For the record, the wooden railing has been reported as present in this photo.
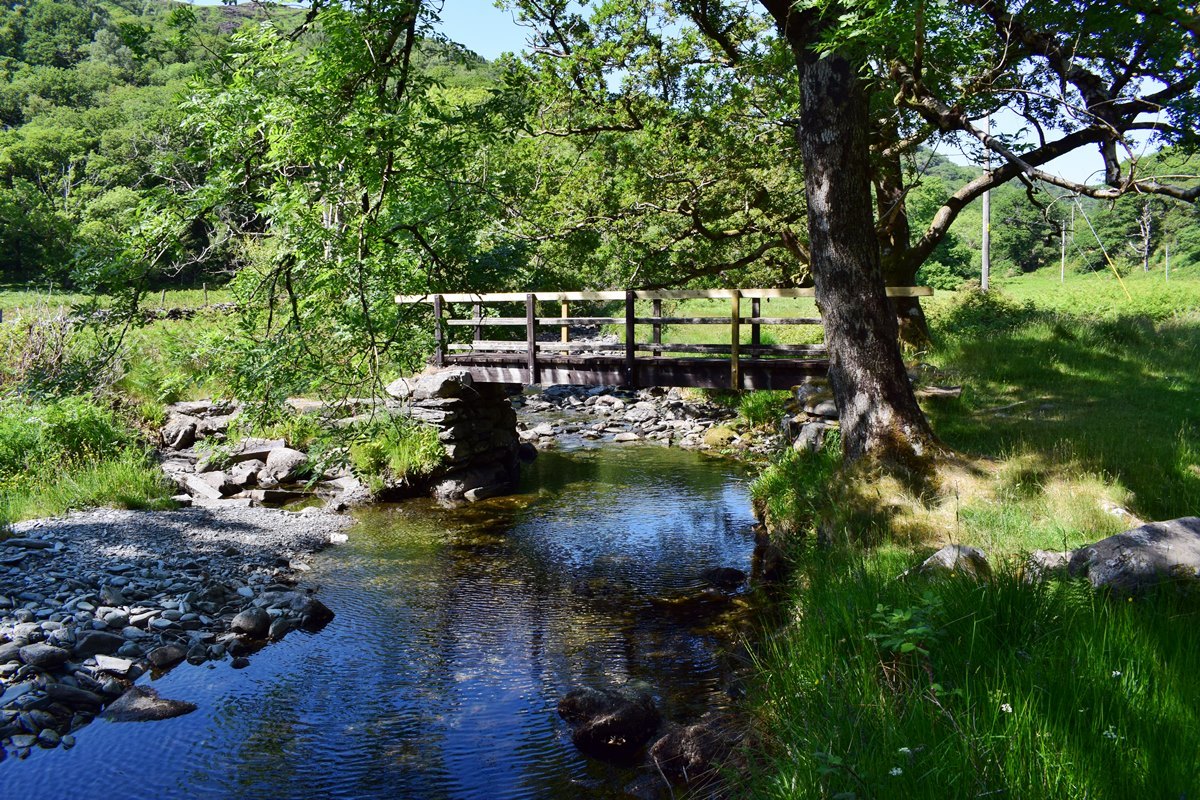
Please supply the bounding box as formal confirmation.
[395,287,931,389]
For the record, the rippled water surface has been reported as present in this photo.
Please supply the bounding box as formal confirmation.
[2,445,760,799]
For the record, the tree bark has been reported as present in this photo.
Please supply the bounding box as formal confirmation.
[764,2,938,466]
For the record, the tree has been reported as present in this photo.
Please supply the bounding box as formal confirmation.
[509,0,1200,468]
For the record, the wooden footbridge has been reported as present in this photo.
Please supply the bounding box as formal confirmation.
[395,288,931,390]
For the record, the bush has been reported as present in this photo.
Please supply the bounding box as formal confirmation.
[750,433,841,535]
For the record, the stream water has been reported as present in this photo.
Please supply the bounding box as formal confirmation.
[1,444,762,799]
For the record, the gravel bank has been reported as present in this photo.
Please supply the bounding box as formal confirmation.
[0,506,350,759]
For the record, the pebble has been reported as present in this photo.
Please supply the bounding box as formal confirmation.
[1,506,348,751]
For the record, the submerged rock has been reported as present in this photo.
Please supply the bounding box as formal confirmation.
[558,685,661,759]
[648,715,734,785]
[103,685,196,722]
[1069,517,1200,594]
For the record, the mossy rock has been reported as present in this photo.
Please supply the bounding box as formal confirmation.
[703,426,738,448]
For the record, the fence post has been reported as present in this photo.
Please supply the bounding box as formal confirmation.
[473,302,483,344]
[651,298,662,357]
[561,298,570,344]
[432,294,445,367]
[730,289,741,390]
[526,293,539,384]
[624,290,637,388]
[751,297,761,350]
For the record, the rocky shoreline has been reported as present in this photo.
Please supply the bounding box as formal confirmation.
[0,376,790,762]
[0,506,348,759]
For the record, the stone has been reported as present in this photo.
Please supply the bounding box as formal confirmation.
[413,368,474,401]
[613,432,640,442]
[10,734,36,748]
[103,685,197,722]
[793,421,828,453]
[94,655,134,675]
[18,643,70,669]
[0,641,20,664]
[161,416,198,450]
[147,644,187,670]
[231,656,250,669]
[228,438,287,464]
[1,538,53,550]
[262,448,309,484]
[384,377,415,400]
[182,474,224,500]
[557,685,660,758]
[648,717,733,785]
[73,630,126,657]
[230,607,271,638]
[1024,549,1073,582]
[37,728,60,747]
[700,567,747,592]
[293,597,335,631]
[1068,517,1200,595]
[912,544,992,580]
[267,617,293,641]
[44,683,104,709]
[702,427,737,448]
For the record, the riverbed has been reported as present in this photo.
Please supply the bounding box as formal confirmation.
[0,444,761,799]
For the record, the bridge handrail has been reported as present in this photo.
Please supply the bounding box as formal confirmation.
[395,287,931,303]
[395,287,931,389]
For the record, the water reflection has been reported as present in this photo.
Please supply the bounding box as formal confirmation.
[2,445,758,799]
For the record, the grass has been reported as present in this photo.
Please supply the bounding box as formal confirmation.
[349,418,445,495]
[0,395,175,525]
[746,550,1200,799]
[743,266,1200,799]
[0,286,235,318]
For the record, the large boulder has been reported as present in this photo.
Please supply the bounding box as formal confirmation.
[18,642,70,669]
[1069,517,1200,594]
[558,685,661,759]
[261,448,309,485]
[413,369,474,401]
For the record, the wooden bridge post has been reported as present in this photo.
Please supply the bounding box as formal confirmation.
[651,299,662,357]
[432,294,445,367]
[473,302,483,344]
[624,290,637,388]
[525,293,539,384]
[751,297,761,348]
[561,299,570,344]
[730,289,741,390]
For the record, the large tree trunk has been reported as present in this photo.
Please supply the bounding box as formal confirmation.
[766,4,938,466]
[873,142,932,349]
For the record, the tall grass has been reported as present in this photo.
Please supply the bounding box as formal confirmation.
[349,418,445,494]
[746,551,1200,799]
[0,396,173,525]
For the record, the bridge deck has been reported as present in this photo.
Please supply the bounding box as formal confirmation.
[397,288,930,390]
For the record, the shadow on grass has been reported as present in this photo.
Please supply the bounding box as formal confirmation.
[925,296,1200,520]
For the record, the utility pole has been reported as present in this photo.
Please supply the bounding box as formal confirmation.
[1060,220,1067,285]
[981,114,991,292]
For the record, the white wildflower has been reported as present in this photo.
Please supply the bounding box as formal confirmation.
[897,747,912,756]
[1000,702,1013,713]
[890,767,903,776]
[1111,670,1121,678]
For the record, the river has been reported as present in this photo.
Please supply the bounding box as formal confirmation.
[1,444,761,799]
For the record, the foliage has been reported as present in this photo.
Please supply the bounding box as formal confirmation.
[349,418,444,494]
[738,390,792,428]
